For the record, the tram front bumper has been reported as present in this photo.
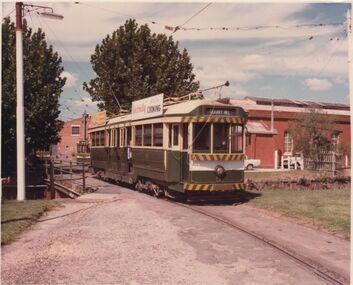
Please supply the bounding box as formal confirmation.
[183,183,246,191]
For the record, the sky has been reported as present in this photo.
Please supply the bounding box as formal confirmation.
[2,2,351,120]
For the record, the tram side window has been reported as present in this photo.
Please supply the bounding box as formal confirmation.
[182,123,188,150]
[107,130,111,146]
[115,128,120,147]
[231,125,243,153]
[91,133,95,147]
[173,125,179,146]
[127,127,132,146]
[193,123,210,153]
[153,123,163,147]
[213,123,229,153]
[144,125,152,146]
[135,126,142,146]
[168,125,172,148]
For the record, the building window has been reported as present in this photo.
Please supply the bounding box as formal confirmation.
[332,132,339,151]
[284,131,293,153]
[72,125,80,136]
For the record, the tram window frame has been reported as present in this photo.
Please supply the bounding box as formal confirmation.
[231,124,243,153]
[213,123,230,153]
[135,125,143,146]
[144,124,152,146]
[153,123,163,147]
[193,123,211,153]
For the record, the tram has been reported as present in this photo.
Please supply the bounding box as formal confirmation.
[88,92,248,200]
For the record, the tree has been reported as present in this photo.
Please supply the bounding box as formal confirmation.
[1,18,66,176]
[83,19,199,114]
[288,108,336,169]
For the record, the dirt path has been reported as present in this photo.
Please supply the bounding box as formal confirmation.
[1,179,345,285]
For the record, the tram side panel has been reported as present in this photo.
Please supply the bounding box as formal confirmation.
[132,148,165,182]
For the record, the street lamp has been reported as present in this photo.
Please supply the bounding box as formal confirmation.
[15,2,63,200]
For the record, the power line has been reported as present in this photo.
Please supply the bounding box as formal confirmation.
[172,2,212,34]
[168,22,344,33]
[2,7,15,19]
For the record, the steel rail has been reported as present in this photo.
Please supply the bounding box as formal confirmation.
[167,200,346,285]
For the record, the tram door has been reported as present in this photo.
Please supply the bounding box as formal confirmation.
[170,124,182,182]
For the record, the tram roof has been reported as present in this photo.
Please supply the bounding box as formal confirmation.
[106,99,240,125]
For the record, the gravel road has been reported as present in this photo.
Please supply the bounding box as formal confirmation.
[2,179,337,285]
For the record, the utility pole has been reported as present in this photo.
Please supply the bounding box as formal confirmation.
[83,110,88,142]
[15,2,63,201]
[16,2,25,201]
[347,8,352,176]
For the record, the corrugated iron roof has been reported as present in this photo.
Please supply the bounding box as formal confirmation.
[244,96,350,111]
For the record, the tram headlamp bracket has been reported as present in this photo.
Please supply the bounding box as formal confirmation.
[215,165,226,178]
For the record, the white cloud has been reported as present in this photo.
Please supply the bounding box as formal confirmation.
[61,71,78,88]
[304,78,332,91]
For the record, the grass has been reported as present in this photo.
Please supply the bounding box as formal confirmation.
[245,169,340,182]
[246,188,350,238]
[1,200,59,245]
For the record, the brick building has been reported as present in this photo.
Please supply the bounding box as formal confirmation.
[57,116,90,158]
[231,97,351,168]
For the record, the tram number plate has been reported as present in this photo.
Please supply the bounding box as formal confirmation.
[205,108,236,116]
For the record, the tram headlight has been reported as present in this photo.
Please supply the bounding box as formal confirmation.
[215,165,226,178]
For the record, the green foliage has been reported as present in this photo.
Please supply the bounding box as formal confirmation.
[1,18,66,176]
[288,108,336,168]
[83,19,199,114]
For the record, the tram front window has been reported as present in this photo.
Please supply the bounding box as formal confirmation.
[213,123,229,153]
[231,125,243,153]
[193,123,210,153]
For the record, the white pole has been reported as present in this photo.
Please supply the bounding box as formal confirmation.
[346,7,352,250]
[347,8,352,173]
[16,2,25,201]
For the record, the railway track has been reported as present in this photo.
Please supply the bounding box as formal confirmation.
[165,199,347,285]
[92,176,347,285]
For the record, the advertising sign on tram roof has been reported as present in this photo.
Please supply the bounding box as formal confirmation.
[131,93,164,120]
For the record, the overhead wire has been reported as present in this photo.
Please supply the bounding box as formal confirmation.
[36,8,123,112]
[22,9,81,120]
[2,7,15,19]
[175,22,344,32]
[172,2,212,34]
[33,11,95,118]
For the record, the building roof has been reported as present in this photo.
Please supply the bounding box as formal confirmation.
[244,96,350,111]
[230,97,350,116]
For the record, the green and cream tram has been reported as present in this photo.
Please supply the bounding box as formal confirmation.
[89,93,247,200]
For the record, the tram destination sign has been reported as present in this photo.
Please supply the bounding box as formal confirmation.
[205,108,236,116]
[131,93,164,120]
